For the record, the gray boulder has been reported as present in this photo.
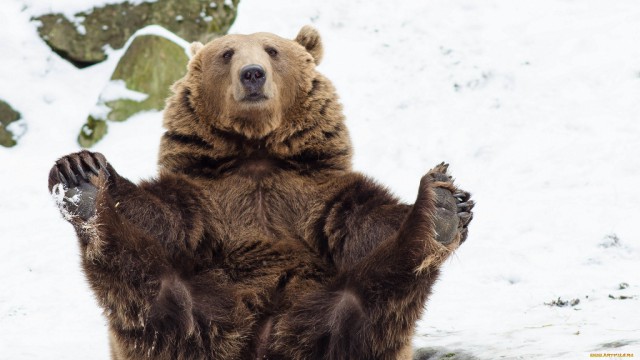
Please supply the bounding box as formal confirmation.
[36,0,238,67]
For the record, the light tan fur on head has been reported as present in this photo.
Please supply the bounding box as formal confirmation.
[181,29,318,140]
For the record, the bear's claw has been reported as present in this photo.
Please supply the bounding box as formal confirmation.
[457,200,475,211]
[454,190,471,202]
[426,163,474,245]
[49,151,109,191]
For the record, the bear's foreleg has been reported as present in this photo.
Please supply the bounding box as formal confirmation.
[49,151,209,258]
[48,151,209,354]
[319,164,473,272]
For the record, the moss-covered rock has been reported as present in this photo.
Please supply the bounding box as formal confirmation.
[78,32,189,147]
[36,0,239,67]
[78,116,108,148]
[414,347,479,360]
[0,100,22,148]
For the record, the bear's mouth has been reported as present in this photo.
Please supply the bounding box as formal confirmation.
[243,93,268,102]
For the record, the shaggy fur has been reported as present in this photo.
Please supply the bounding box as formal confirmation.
[49,26,474,360]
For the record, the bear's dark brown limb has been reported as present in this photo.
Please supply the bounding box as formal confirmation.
[318,163,471,273]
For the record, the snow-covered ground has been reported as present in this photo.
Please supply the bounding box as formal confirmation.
[1,0,639,358]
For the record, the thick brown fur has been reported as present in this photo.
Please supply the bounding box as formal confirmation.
[49,26,474,360]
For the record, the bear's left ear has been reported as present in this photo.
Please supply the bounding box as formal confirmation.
[190,42,204,58]
[295,25,323,65]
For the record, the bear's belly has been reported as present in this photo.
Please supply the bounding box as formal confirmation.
[221,235,331,358]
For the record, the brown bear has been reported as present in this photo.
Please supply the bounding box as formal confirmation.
[48,26,474,360]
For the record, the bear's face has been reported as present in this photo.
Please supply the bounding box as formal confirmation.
[188,26,324,139]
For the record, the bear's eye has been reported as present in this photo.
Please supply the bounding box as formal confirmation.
[265,47,278,58]
[222,50,234,61]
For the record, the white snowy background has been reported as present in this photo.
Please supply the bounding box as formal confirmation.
[1,0,639,358]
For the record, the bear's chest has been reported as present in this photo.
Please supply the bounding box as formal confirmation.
[207,169,316,239]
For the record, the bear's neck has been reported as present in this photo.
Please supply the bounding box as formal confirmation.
[159,123,352,181]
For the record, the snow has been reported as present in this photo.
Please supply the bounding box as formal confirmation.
[1,0,639,359]
[128,24,192,56]
[68,15,87,36]
[5,118,28,143]
[99,80,149,103]
[51,183,81,221]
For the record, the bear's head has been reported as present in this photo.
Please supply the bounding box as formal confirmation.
[161,26,352,178]
[184,25,325,139]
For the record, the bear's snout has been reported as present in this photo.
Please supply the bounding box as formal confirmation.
[240,64,267,100]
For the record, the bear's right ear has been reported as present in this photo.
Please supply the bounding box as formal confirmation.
[190,42,204,58]
[295,25,323,65]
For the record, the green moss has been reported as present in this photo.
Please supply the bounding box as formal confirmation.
[78,34,189,147]
[109,34,188,119]
[78,116,108,148]
[0,99,22,148]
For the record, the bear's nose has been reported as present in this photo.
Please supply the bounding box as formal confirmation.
[240,65,266,88]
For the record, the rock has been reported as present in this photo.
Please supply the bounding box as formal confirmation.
[35,0,239,68]
[104,33,189,121]
[414,347,480,360]
[0,99,23,148]
[78,32,189,147]
[78,116,108,148]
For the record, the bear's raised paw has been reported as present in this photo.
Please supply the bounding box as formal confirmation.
[426,162,475,245]
[48,151,110,221]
